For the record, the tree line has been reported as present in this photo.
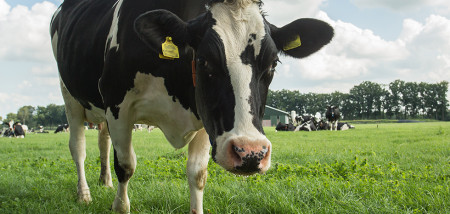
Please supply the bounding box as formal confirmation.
[1,80,448,127]
[1,104,67,129]
[266,80,449,121]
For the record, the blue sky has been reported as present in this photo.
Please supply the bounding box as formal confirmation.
[1,0,449,118]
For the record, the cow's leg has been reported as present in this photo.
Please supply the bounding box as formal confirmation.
[98,122,113,187]
[187,129,211,214]
[61,84,91,203]
[335,120,339,131]
[108,119,135,213]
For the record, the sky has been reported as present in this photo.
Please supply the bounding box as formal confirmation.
[1,0,450,118]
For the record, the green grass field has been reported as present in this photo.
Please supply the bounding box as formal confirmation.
[1,122,449,213]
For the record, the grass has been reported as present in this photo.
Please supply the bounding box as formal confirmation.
[0,122,449,213]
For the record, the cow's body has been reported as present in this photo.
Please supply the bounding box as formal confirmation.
[337,122,355,131]
[55,124,69,133]
[275,122,296,131]
[326,106,340,131]
[13,123,25,138]
[51,0,333,213]
[294,120,317,132]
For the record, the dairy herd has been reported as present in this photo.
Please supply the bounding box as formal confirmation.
[276,106,355,132]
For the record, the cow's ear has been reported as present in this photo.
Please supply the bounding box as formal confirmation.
[269,18,333,58]
[134,10,189,53]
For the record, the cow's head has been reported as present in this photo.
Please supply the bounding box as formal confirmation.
[134,0,333,175]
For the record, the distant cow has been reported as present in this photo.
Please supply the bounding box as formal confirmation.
[37,125,49,134]
[294,120,317,132]
[2,124,14,137]
[276,122,296,131]
[326,106,340,131]
[317,119,330,130]
[21,125,29,133]
[295,115,314,125]
[55,124,70,133]
[13,123,25,138]
[337,122,355,131]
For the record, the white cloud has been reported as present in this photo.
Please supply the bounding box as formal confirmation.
[0,0,57,62]
[263,0,326,26]
[351,0,450,14]
[271,10,450,96]
[31,64,57,76]
[35,77,59,87]
[18,80,32,89]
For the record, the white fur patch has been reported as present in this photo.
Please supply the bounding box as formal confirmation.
[105,0,123,55]
[105,72,203,149]
[51,31,58,59]
[50,6,61,27]
[211,3,266,142]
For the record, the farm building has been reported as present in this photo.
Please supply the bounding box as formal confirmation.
[263,106,291,127]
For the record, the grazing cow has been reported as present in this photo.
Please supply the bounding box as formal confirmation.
[13,123,25,138]
[326,106,340,131]
[55,124,70,133]
[337,122,355,131]
[133,124,143,131]
[275,122,296,131]
[50,0,333,212]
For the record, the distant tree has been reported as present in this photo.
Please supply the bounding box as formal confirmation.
[436,81,449,120]
[6,113,18,123]
[388,80,404,119]
[17,106,35,125]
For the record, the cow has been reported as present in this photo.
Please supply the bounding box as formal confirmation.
[294,115,313,126]
[294,120,317,132]
[337,122,355,131]
[326,105,340,131]
[37,125,49,133]
[317,119,330,130]
[275,122,296,131]
[21,125,29,133]
[55,124,70,133]
[13,122,25,138]
[50,0,333,213]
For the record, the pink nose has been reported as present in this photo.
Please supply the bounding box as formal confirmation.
[228,138,271,175]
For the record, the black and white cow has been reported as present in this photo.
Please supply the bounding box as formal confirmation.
[294,120,317,132]
[2,122,25,138]
[337,122,355,131]
[326,105,340,131]
[55,124,69,133]
[317,119,330,130]
[13,122,25,138]
[50,0,333,213]
[275,122,296,131]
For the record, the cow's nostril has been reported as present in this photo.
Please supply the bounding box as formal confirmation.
[231,145,243,166]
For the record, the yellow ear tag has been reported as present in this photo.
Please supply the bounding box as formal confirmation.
[160,36,179,59]
[283,35,302,51]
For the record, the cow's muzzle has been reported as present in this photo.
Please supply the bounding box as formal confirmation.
[223,137,271,175]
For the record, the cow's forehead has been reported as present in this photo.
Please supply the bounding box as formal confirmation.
[209,3,266,62]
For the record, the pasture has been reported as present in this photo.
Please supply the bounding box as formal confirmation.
[0,122,449,213]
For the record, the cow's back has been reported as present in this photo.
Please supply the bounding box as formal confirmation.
[51,0,208,110]
[51,0,117,109]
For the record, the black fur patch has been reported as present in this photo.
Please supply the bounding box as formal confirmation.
[114,149,131,183]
